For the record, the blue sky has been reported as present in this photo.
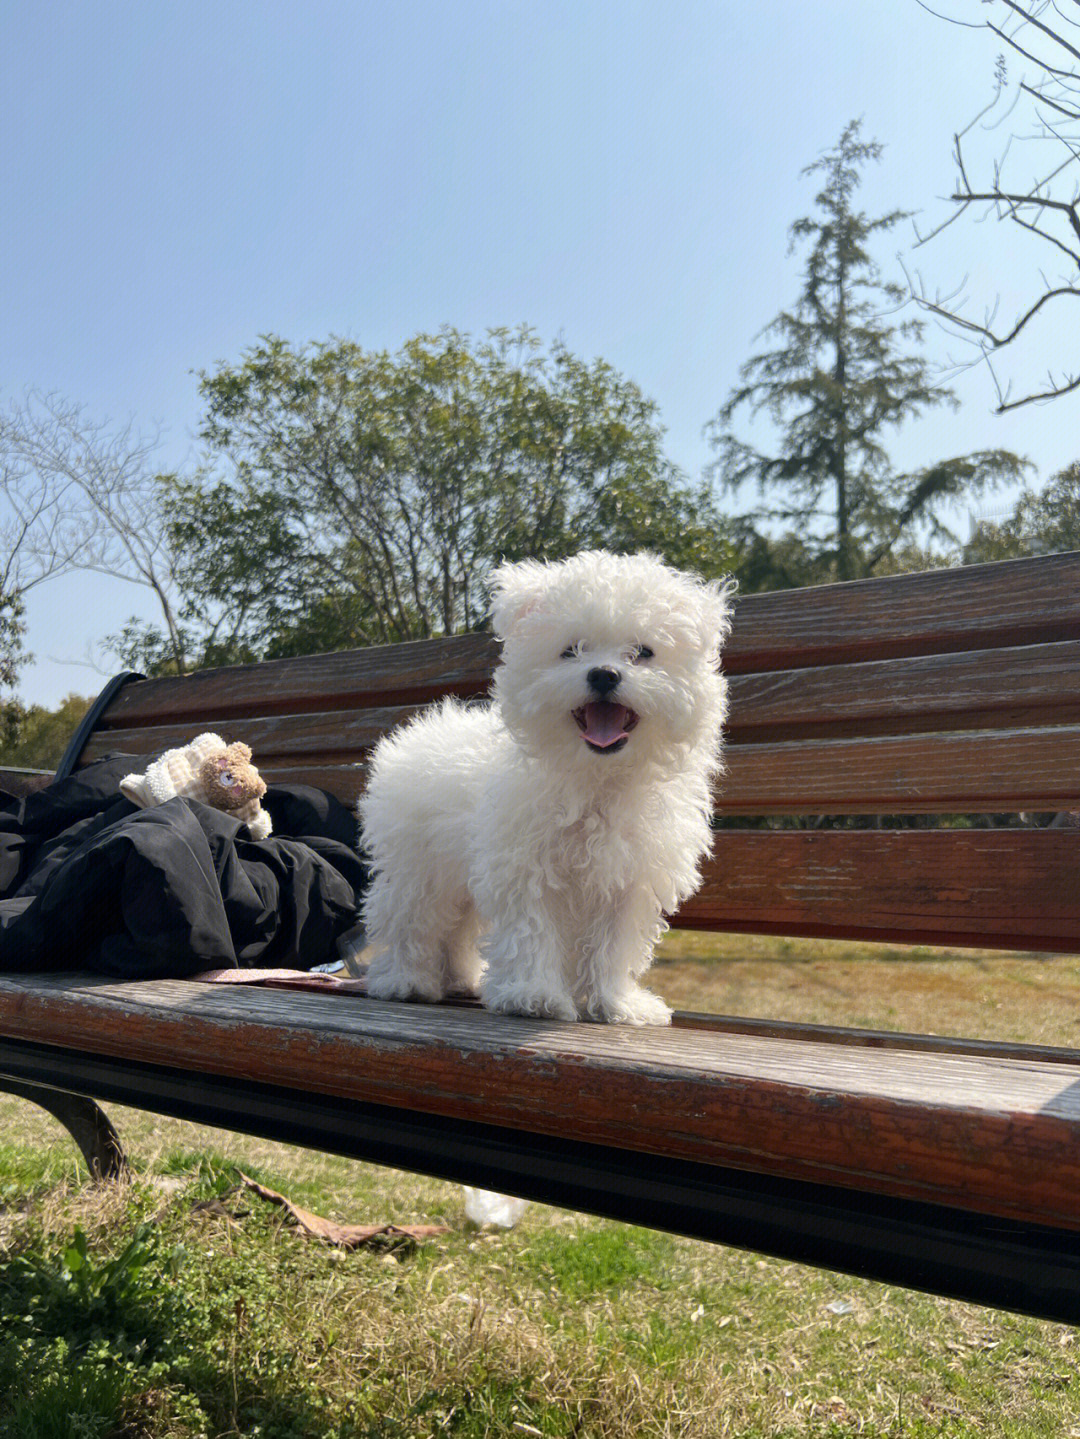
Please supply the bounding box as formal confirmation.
[3,0,1076,707]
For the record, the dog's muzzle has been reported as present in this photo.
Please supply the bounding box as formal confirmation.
[572,698,639,753]
[569,666,640,752]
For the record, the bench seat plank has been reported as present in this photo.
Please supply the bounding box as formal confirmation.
[1,974,1077,1233]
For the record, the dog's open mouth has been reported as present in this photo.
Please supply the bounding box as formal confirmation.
[572,701,639,753]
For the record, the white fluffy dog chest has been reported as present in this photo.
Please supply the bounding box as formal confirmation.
[472,774,651,903]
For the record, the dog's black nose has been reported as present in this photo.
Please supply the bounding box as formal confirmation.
[587,665,621,696]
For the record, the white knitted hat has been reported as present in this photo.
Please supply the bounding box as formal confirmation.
[120,732,273,839]
[120,733,227,808]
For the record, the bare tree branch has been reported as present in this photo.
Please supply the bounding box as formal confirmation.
[997,368,1080,407]
[909,1,1080,409]
[997,0,1080,65]
[1021,79,1080,116]
[0,392,188,673]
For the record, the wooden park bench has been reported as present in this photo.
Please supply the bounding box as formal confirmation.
[1,551,1078,1324]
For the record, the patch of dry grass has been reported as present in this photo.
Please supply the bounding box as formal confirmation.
[653,929,1080,1045]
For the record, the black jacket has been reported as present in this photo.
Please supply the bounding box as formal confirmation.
[0,755,367,978]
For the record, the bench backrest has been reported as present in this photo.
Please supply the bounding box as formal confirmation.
[72,552,1080,952]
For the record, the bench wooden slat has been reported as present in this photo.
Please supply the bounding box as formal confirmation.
[728,639,1080,743]
[81,687,1080,817]
[257,763,368,797]
[189,723,1080,818]
[681,828,1080,950]
[718,724,1080,814]
[97,633,498,729]
[1,974,1077,1231]
[79,705,425,769]
[723,551,1080,673]
[90,723,1080,814]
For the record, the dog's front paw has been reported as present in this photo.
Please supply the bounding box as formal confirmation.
[366,959,446,1004]
[588,984,672,1026]
[482,981,579,1022]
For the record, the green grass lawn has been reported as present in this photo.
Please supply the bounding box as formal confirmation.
[1,936,1078,1438]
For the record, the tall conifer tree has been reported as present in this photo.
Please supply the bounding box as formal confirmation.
[710,121,1026,586]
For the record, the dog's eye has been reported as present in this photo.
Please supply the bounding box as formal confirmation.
[560,644,579,659]
[631,645,654,663]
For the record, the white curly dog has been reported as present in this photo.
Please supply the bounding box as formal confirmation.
[358,550,732,1024]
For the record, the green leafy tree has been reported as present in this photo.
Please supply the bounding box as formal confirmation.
[0,592,26,694]
[0,692,92,770]
[965,462,1080,562]
[140,327,732,663]
[709,121,1028,588]
[0,593,28,751]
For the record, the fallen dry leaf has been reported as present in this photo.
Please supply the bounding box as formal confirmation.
[237,1172,449,1249]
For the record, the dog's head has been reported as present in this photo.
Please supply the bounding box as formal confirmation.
[489,550,732,771]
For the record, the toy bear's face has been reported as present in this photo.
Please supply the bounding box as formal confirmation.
[198,742,267,810]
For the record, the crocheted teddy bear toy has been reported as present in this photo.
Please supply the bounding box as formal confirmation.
[119,732,272,840]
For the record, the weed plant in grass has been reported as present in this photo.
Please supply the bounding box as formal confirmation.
[1,935,1078,1437]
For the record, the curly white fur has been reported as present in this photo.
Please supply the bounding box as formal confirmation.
[358,550,732,1024]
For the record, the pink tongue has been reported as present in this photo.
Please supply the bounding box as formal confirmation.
[581,701,631,747]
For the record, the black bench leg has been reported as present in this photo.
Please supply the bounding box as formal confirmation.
[0,1076,130,1180]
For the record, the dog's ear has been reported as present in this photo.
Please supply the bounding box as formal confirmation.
[489,558,552,639]
[696,576,737,659]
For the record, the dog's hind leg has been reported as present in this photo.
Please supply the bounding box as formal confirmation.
[445,903,484,995]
